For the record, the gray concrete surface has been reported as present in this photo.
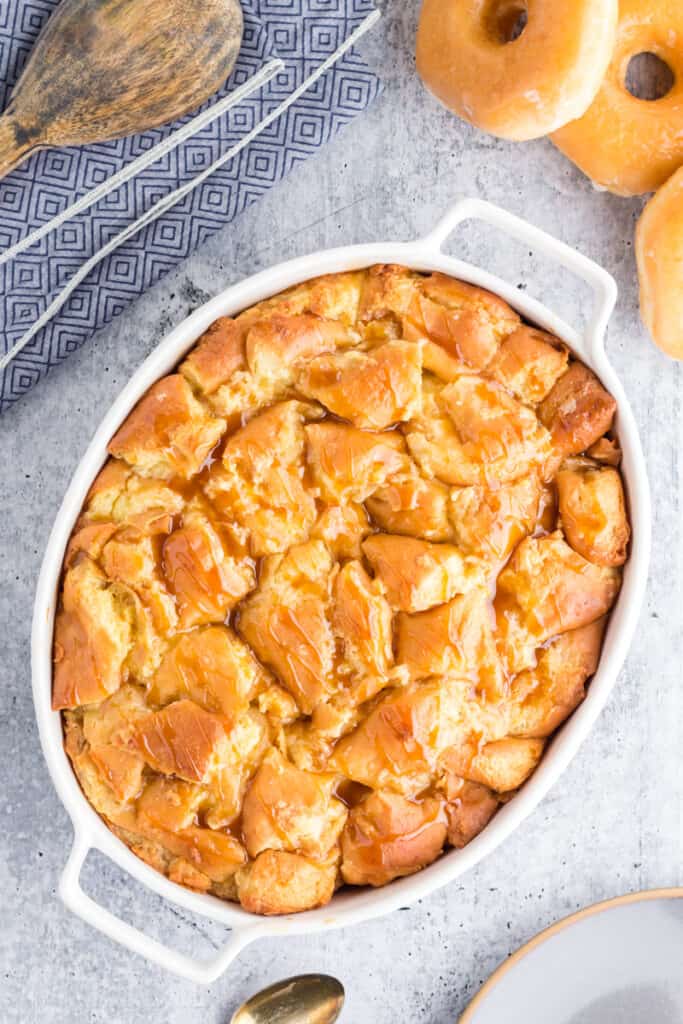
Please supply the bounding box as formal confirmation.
[2,3,682,1021]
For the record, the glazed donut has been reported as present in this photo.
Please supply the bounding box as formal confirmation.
[636,165,683,359]
[416,0,618,142]
[553,0,683,196]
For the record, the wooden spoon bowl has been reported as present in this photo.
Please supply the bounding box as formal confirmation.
[0,0,243,181]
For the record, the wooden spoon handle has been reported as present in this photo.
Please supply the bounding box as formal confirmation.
[0,115,37,181]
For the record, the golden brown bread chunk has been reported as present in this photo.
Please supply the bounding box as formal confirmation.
[56,266,630,914]
[297,339,423,429]
[99,530,160,590]
[422,274,521,338]
[406,376,551,486]
[373,267,522,373]
[65,521,121,565]
[64,729,135,820]
[108,375,225,480]
[362,533,483,613]
[242,749,347,859]
[311,502,372,559]
[444,737,545,793]
[85,461,185,527]
[223,397,313,476]
[161,509,255,629]
[182,277,361,416]
[147,825,245,883]
[70,515,176,680]
[89,745,144,804]
[136,777,205,833]
[509,619,606,738]
[403,292,500,371]
[285,700,363,776]
[420,339,471,382]
[440,376,551,481]
[80,683,147,741]
[473,738,545,792]
[236,850,337,916]
[587,436,622,466]
[206,400,319,556]
[257,684,300,727]
[167,858,213,892]
[85,460,136,515]
[119,826,243,892]
[118,707,264,837]
[341,791,447,887]
[97,528,177,646]
[120,588,172,681]
[404,273,520,370]
[53,558,134,710]
[265,271,365,325]
[194,313,350,419]
[396,589,503,700]
[495,531,621,673]
[238,541,335,714]
[79,687,148,804]
[449,476,540,564]
[539,363,617,460]
[201,711,269,829]
[127,699,230,783]
[443,779,500,850]
[330,677,502,794]
[557,462,630,566]
[366,469,452,542]
[180,317,247,396]
[147,626,263,723]
[488,326,568,404]
[358,264,422,322]
[330,681,439,793]
[246,313,351,383]
[332,561,394,680]
[305,421,407,503]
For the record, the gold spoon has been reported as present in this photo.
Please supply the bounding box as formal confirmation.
[231,974,345,1024]
[0,0,243,182]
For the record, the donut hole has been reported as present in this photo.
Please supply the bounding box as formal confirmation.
[484,1,528,44]
[625,53,675,101]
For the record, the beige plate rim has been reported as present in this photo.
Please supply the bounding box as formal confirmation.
[459,887,683,1022]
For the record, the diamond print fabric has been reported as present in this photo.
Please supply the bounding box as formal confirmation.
[0,0,381,412]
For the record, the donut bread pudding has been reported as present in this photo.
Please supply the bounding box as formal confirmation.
[53,267,630,916]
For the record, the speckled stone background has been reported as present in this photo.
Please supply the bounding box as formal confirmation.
[2,3,682,1022]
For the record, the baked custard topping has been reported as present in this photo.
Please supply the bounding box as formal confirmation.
[53,265,630,915]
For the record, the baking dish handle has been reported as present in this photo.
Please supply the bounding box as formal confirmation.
[59,834,261,984]
[419,197,618,355]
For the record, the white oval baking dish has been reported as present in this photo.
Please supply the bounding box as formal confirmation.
[32,198,651,984]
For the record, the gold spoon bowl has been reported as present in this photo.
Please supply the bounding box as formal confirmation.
[231,974,345,1024]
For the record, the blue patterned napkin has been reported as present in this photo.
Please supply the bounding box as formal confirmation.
[0,0,381,413]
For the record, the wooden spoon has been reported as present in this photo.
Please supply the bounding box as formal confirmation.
[0,0,243,181]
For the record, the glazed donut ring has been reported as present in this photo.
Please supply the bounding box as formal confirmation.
[416,0,618,142]
[636,166,683,359]
[553,0,683,196]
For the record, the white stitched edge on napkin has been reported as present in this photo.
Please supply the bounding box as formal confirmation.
[0,59,284,271]
[0,8,381,375]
